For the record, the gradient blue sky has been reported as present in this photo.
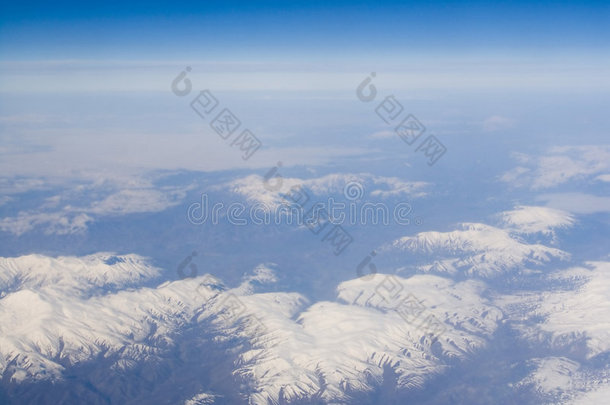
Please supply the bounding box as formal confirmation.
[1,0,609,60]
[0,0,609,179]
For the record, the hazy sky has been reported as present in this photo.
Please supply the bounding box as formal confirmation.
[0,1,608,177]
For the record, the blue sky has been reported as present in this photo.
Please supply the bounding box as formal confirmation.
[1,0,608,60]
[1,0,609,94]
[0,1,608,180]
